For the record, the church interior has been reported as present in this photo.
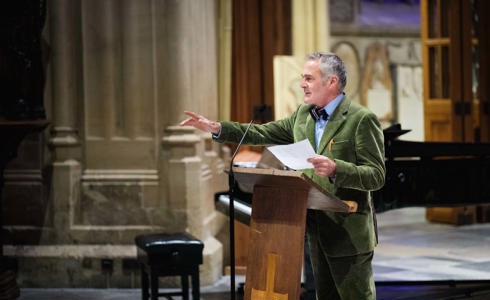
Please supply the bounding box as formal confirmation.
[1,0,490,299]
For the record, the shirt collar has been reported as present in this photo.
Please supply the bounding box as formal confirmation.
[321,92,344,117]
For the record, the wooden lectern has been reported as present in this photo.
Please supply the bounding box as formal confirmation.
[232,166,356,300]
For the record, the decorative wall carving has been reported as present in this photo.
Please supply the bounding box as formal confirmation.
[331,41,361,100]
[360,42,394,125]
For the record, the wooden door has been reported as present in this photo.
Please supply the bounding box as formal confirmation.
[421,0,480,142]
[478,0,490,142]
[422,0,490,224]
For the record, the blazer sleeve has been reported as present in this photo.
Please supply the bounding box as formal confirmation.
[213,110,299,146]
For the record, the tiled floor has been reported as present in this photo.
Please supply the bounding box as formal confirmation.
[373,207,490,282]
[18,276,237,300]
[373,207,490,299]
[17,207,490,299]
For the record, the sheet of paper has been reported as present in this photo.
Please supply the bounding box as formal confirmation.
[266,139,316,170]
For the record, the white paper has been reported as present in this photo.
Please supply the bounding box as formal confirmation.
[266,139,316,170]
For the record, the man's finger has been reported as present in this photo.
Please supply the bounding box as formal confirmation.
[179,118,193,126]
[183,111,201,119]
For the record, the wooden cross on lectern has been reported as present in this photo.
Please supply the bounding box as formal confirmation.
[251,253,289,300]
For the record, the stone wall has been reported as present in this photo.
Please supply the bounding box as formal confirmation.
[3,0,229,288]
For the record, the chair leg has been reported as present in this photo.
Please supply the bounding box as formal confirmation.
[140,266,149,300]
[178,274,188,300]
[150,268,159,300]
[191,267,200,300]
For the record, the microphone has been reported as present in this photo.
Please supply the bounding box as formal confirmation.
[230,103,267,172]
[228,104,265,300]
[229,119,254,168]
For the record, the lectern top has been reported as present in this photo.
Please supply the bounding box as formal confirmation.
[231,167,355,213]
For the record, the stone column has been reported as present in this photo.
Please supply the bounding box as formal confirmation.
[48,0,81,161]
[121,0,154,138]
[46,0,82,243]
[154,0,226,284]
[154,0,219,124]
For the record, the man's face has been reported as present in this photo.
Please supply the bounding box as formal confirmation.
[300,59,331,107]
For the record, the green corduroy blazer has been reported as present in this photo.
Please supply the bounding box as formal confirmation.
[215,96,386,256]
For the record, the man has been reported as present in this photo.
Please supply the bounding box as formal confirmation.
[181,52,385,299]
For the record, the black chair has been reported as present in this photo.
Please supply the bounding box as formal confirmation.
[135,232,204,300]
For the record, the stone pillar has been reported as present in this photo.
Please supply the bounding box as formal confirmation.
[121,0,154,139]
[48,0,81,161]
[11,0,228,287]
[154,0,219,123]
[47,0,82,243]
[154,0,226,284]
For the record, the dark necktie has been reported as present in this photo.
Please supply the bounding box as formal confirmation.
[309,107,329,121]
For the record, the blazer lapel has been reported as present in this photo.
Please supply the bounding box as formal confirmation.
[317,97,351,154]
[305,107,317,150]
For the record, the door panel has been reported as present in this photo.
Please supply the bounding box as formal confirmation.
[478,0,490,141]
[422,0,479,142]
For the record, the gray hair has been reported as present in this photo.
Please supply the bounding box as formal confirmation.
[306,52,347,91]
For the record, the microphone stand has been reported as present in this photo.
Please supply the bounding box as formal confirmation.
[228,119,254,300]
